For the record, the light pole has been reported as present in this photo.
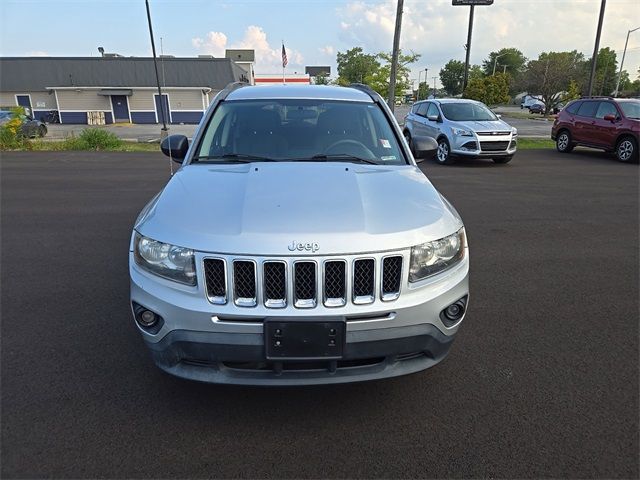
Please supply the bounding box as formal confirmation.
[145,0,168,135]
[387,0,404,111]
[432,76,437,98]
[587,0,607,97]
[418,69,423,99]
[492,52,507,75]
[615,26,640,96]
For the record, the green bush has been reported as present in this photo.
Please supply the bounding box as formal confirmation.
[75,128,123,150]
[0,124,30,151]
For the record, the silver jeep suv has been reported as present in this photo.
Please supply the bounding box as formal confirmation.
[129,83,469,385]
[404,98,517,165]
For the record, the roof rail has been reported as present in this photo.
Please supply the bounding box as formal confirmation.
[348,83,379,101]
[580,95,614,99]
[218,81,250,101]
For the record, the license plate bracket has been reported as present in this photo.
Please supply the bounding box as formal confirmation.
[264,319,345,360]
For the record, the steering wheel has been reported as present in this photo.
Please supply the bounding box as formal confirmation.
[324,139,377,159]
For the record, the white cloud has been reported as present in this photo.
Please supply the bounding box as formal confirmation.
[336,0,640,87]
[319,45,335,56]
[191,31,227,57]
[192,25,304,73]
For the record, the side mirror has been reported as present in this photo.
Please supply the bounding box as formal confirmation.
[427,114,440,122]
[603,114,616,123]
[496,114,502,119]
[161,134,189,163]
[412,135,438,162]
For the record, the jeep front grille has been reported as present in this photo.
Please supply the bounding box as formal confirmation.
[263,261,286,308]
[203,254,405,309]
[381,256,402,301]
[233,260,257,307]
[203,258,226,304]
[294,261,316,308]
[323,260,346,307]
[353,259,375,304]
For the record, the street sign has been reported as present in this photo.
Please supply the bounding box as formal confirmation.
[452,0,493,5]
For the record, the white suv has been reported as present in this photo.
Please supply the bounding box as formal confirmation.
[129,83,469,385]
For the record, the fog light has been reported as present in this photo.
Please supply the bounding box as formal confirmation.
[440,296,468,325]
[140,310,157,326]
[445,304,462,320]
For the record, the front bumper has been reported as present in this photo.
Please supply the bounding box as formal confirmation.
[451,133,517,158]
[130,251,469,385]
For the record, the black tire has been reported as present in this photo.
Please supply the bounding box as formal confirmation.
[493,156,513,164]
[404,131,414,155]
[556,130,574,153]
[38,125,47,138]
[615,136,638,163]
[436,137,455,165]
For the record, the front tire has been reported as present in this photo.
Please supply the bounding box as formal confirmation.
[616,136,638,163]
[556,130,574,153]
[404,131,414,155]
[436,138,455,165]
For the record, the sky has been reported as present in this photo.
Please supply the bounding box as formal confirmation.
[1,0,639,89]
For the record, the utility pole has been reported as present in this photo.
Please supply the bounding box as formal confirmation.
[432,76,437,97]
[615,26,640,96]
[462,5,475,91]
[388,0,404,111]
[145,0,167,136]
[587,0,606,97]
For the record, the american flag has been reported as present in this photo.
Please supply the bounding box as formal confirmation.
[282,44,288,68]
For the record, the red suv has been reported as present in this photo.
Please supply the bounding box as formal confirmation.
[551,97,640,162]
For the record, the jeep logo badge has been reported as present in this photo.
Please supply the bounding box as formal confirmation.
[288,241,319,253]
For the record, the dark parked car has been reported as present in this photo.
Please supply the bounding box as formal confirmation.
[529,103,545,114]
[0,110,47,138]
[551,98,640,162]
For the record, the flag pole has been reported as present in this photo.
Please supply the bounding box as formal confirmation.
[282,41,286,84]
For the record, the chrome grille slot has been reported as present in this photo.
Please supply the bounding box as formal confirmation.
[353,259,375,304]
[233,260,257,307]
[294,261,316,308]
[381,256,402,301]
[204,258,227,304]
[323,260,346,307]
[263,261,286,308]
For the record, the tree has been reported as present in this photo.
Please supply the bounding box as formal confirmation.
[313,73,330,85]
[439,60,466,96]
[520,50,585,114]
[368,50,420,98]
[469,65,484,81]
[591,47,617,95]
[336,47,380,85]
[463,73,510,105]
[482,48,527,77]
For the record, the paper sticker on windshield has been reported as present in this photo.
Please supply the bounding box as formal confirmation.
[381,155,397,161]
[380,139,391,148]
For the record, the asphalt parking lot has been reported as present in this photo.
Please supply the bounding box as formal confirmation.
[1,149,638,478]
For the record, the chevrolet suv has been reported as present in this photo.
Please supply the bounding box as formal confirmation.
[552,97,640,162]
[129,83,469,385]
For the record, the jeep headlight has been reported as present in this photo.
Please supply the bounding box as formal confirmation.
[134,233,196,286]
[409,228,466,282]
[451,127,473,137]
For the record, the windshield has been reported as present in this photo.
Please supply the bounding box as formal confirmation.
[193,99,407,165]
[440,102,498,122]
[619,100,640,119]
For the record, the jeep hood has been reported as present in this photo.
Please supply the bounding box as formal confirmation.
[135,163,463,255]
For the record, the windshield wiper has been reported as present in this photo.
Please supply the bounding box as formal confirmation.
[302,154,379,165]
[193,153,278,163]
